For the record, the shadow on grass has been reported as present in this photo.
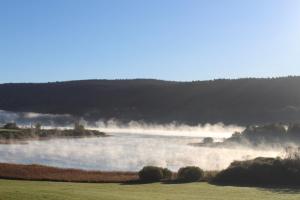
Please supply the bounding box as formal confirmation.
[211,182,300,194]
[121,180,160,185]
[121,179,202,185]
[123,179,300,194]
[162,180,203,184]
[258,186,300,194]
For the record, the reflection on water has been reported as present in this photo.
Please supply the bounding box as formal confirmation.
[0,133,280,171]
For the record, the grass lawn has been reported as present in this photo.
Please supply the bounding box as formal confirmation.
[1,179,300,200]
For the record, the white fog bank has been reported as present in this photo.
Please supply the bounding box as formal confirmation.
[0,110,281,172]
[0,132,281,172]
[92,120,244,139]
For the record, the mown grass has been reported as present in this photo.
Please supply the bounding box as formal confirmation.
[1,179,300,200]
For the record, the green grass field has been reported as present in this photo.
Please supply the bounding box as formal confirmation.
[1,179,300,200]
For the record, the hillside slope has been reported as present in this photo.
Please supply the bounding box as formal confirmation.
[0,77,300,125]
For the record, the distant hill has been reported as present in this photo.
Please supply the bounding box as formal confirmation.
[0,77,300,125]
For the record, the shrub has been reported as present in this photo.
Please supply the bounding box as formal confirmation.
[177,166,204,182]
[74,122,85,131]
[243,123,286,143]
[203,171,219,182]
[202,137,213,144]
[162,168,172,180]
[138,166,164,182]
[3,122,19,129]
[138,166,172,182]
[35,123,42,130]
[212,156,300,186]
[287,124,300,141]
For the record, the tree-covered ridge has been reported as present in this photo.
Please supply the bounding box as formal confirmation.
[1,77,300,125]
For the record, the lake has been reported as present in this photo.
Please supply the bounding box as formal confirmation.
[0,131,281,171]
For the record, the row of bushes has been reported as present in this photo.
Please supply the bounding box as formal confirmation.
[139,152,300,186]
[138,166,204,182]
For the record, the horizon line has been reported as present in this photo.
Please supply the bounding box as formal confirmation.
[1,75,300,85]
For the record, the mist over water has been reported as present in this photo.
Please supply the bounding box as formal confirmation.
[0,127,281,172]
[93,120,244,139]
[0,110,282,171]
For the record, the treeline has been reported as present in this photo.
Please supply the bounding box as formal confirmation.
[212,154,300,186]
[0,122,105,143]
[1,77,300,125]
[198,123,300,147]
[225,123,300,146]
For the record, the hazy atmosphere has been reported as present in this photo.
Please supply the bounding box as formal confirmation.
[0,132,280,171]
[0,109,286,172]
[0,110,280,171]
[1,1,300,199]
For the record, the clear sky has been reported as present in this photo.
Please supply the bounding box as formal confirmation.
[0,0,300,83]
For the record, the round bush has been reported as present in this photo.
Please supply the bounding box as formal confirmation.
[3,123,19,129]
[138,166,164,182]
[177,166,204,182]
[162,168,172,179]
[203,137,213,144]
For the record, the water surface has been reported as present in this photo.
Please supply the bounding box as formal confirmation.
[0,132,280,171]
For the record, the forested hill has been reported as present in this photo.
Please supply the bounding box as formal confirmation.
[0,77,300,125]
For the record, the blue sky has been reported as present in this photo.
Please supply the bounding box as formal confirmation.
[0,0,300,83]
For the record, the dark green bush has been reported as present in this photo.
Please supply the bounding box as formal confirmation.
[177,166,204,182]
[138,166,163,182]
[3,122,19,129]
[203,137,213,144]
[162,168,172,179]
[138,166,172,182]
[212,157,300,186]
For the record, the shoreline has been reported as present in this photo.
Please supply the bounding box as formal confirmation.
[0,126,108,144]
[0,134,110,145]
[0,163,138,183]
